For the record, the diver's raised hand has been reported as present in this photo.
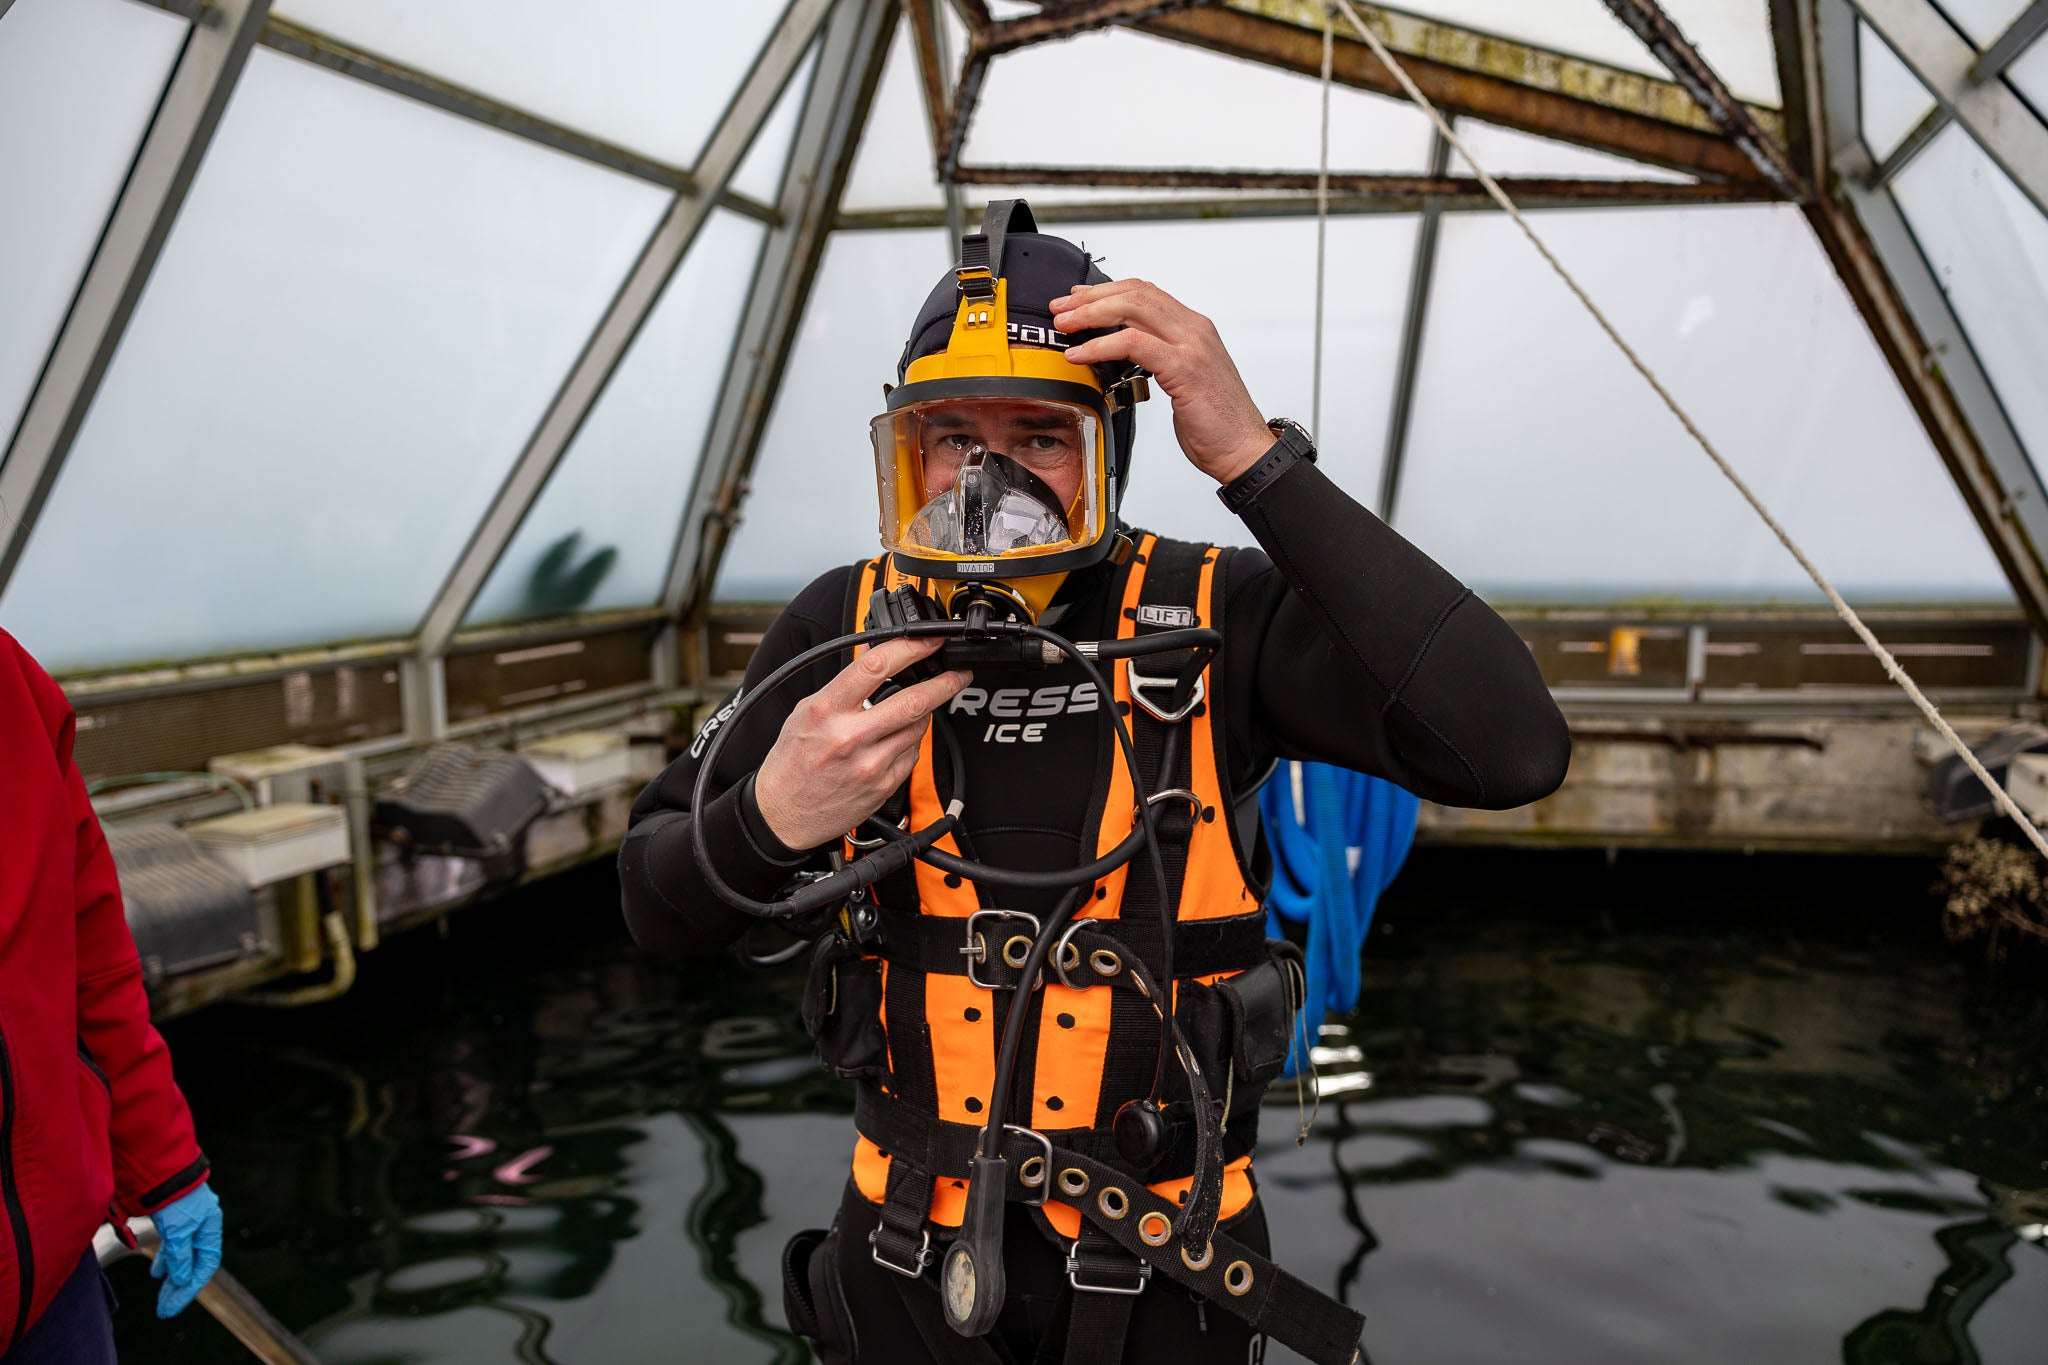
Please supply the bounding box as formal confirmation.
[1051,279,1272,486]
[753,637,971,852]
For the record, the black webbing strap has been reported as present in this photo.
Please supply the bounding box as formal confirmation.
[867,907,1269,985]
[888,1269,1006,1365]
[854,1085,1259,1186]
[1050,1149,1364,1365]
[1098,538,1210,1130]
[1062,1221,1143,1365]
[871,1154,938,1278]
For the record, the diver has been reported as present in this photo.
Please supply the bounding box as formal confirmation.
[620,201,1570,1364]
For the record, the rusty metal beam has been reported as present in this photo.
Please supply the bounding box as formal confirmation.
[903,0,953,163]
[950,163,1772,200]
[1139,1,1775,184]
[838,179,1773,227]
[1768,0,1827,188]
[1600,0,1808,199]
[980,0,1212,54]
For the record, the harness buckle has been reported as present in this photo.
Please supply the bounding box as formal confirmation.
[1066,1241,1152,1296]
[868,1224,933,1278]
[1127,666,1206,724]
[961,909,1041,990]
[986,1123,1054,1207]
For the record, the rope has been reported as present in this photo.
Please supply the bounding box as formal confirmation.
[1312,3,1334,436]
[1324,0,2048,862]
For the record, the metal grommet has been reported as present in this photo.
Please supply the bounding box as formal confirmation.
[1180,1242,1213,1272]
[1097,1187,1129,1220]
[1138,1212,1172,1247]
[1088,948,1122,978]
[1019,1156,1047,1188]
[1002,935,1033,969]
[1223,1261,1253,1296]
[1056,940,1082,975]
[1058,1167,1090,1197]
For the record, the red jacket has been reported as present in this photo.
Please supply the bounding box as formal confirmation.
[1,628,208,1350]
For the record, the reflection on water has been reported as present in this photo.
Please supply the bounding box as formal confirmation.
[115,852,2048,1364]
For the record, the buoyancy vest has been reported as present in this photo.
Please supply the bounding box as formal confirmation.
[825,535,1277,1238]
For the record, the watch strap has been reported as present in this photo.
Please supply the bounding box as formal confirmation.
[1218,420,1315,514]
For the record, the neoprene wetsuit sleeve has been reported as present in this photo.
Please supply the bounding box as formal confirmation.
[618,568,852,956]
[1221,457,1571,810]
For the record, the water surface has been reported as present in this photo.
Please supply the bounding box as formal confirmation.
[115,850,2048,1363]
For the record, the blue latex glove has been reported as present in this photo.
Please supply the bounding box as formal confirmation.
[150,1181,223,1318]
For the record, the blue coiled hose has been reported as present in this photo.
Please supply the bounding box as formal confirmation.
[1259,763,1419,1073]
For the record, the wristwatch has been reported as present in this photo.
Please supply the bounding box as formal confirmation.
[1218,418,1317,514]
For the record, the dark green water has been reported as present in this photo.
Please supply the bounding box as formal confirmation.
[112,850,2048,1364]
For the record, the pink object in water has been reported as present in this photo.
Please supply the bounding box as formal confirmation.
[492,1145,555,1186]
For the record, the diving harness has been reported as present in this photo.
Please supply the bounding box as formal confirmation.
[690,578,1363,1365]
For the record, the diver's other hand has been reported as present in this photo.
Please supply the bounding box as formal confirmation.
[753,637,971,851]
[1050,279,1272,485]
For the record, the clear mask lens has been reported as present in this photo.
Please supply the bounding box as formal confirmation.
[871,397,1102,564]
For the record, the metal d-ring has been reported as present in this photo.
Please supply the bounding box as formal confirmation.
[1051,921,1090,990]
[1138,788,1202,823]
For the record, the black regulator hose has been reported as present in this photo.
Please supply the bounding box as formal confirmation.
[688,612,1217,1174]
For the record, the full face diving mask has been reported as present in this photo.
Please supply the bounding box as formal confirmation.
[870,227,1129,607]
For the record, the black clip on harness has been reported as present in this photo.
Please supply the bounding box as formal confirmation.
[688,594,1221,1337]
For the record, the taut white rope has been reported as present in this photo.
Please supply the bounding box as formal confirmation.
[1325,0,2048,860]
[1312,3,1334,437]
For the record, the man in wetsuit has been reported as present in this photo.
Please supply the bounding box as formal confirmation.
[620,202,1569,1363]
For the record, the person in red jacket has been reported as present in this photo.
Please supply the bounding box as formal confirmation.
[1,628,223,1363]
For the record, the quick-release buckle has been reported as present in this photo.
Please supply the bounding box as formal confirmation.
[869,1225,933,1277]
[987,1123,1054,1207]
[1066,1241,1152,1296]
[961,909,1041,989]
[1127,666,1206,724]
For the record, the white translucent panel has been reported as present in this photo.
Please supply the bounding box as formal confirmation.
[717,216,1417,600]
[965,28,1433,173]
[1859,20,1938,160]
[274,0,791,167]
[729,40,819,204]
[467,212,767,626]
[1051,215,1419,549]
[2010,38,2048,121]
[843,24,945,209]
[1394,204,2010,603]
[0,0,185,443]
[1893,123,2048,486]
[718,230,955,599]
[0,49,670,671]
[1932,0,2030,46]
[1449,119,1694,181]
[1388,0,1781,104]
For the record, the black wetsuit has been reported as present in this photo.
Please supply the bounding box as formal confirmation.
[619,458,1570,1360]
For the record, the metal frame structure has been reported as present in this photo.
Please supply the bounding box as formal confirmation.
[664,0,902,633]
[409,0,836,735]
[8,0,2048,735]
[1850,0,2048,214]
[0,0,272,595]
